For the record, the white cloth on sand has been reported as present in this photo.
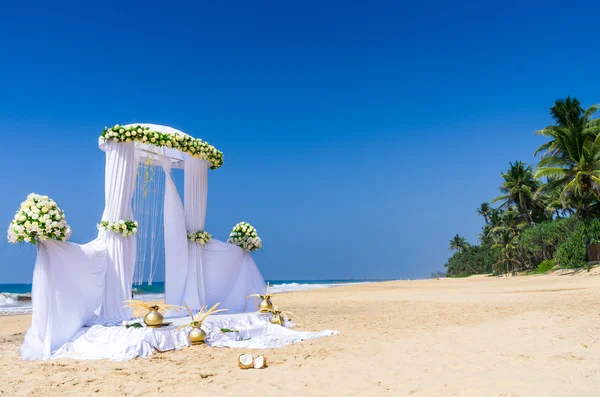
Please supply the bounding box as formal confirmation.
[51,312,339,361]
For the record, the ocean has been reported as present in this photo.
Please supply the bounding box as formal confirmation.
[0,279,383,315]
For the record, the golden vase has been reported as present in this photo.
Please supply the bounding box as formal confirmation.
[269,312,285,326]
[258,298,273,312]
[144,307,164,328]
[188,324,206,345]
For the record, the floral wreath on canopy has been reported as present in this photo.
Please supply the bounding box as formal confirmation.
[100,125,224,170]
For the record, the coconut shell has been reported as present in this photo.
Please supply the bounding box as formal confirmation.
[238,354,254,369]
[253,355,268,369]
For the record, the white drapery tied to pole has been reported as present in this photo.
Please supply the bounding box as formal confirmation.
[161,156,190,308]
[181,155,209,309]
[97,141,138,323]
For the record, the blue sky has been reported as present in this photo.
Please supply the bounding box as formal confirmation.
[1,1,599,283]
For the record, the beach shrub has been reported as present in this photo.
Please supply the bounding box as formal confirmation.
[555,219,600,268]
[516,218,579,269]
[535,259,556,274]
[445,245,499,277]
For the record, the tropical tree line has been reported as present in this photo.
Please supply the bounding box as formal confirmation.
[445,97,600,277]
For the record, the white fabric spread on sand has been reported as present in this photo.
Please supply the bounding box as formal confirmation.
[203,240,266,312]
[20,239,107,360]
[51,312,339,361]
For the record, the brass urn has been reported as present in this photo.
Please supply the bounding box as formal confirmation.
[258,297,273,312]
[188,323,206,345]
[144,307,164,328]
[269,312,285,326]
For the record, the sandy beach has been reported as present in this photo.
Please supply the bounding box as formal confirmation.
[1,272,599,397]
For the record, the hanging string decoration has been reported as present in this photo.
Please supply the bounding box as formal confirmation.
[133,157,166,286]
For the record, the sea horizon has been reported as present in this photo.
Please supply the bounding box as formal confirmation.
[0,278,401,315]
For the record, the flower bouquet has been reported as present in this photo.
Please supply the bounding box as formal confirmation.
[7,193,71,244]
[227,222,262,252]
[187,230,211,245]
[98,219,138,237]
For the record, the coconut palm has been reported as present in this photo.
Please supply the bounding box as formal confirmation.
[491,229,521,275]
[535,97,600,157]
[476,203,492,225]
[486,208,528,240]
[534,121,600,206]
[449,234,470,253]
[491,161,540,224]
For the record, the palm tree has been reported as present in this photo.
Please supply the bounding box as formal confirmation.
[476,203,492,225]
[488,209,528,237]
[534,97,599,158]
[534,117,600,206]
[448,234,470,253]
[491,229,521,275]
[492,161,540,224]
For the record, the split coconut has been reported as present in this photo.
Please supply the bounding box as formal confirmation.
[238,354,254,369]
[237,354,268,369]
[253,355,268,369]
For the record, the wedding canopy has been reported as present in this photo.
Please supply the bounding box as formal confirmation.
[18,124,266,360]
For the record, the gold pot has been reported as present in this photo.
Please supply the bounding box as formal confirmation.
[259,298,273,312]
[144,308,163,328]
[188,325,206,345]
[269,312,285,326]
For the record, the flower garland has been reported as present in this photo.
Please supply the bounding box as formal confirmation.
[100,125,224,170]
[188,230,211,245]
[98,219,138,237]
[227,222,262,252]
[7,193,72,244]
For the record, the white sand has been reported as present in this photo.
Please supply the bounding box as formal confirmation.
[1,270,599,396]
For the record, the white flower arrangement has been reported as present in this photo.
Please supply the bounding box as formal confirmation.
[98,219,138,237]
[100,125,224,170]
[188,230,211,245]
[7,193,72,244]
[227,222,262,252]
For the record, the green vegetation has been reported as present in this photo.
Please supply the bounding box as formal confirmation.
[531,259,556,274]
[445,97,600,277]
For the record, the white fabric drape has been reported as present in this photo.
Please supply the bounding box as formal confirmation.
[182,156,209,309]
[203,239,266,313]
[160,158,189,307]
[97,142,138,323]
[20,239,106,360]
[51,312,338,360]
